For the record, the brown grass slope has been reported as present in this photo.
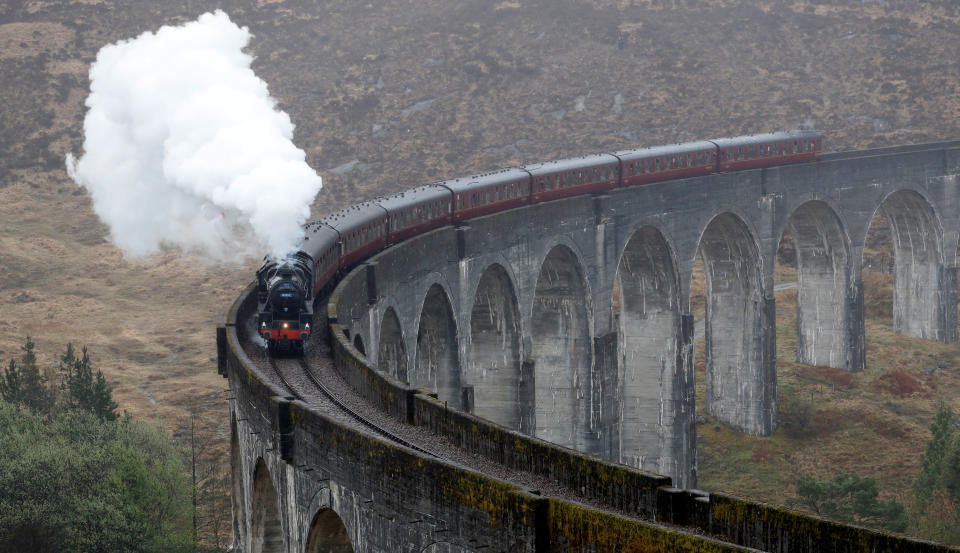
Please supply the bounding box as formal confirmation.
[1,0,959,524]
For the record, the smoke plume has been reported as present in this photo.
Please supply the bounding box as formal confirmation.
[66,10,321,262]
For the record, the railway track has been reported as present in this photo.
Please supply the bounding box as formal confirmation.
[267,356,441,459]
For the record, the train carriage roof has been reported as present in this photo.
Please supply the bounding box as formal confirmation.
[711,130,821,148]
[435,167,530,194]
[524,153,620,176]
[298,221,339,261]
[320,201,388,235]
[377,184,450,212]
[612,141,716,162]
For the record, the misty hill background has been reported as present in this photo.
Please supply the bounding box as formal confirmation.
[2,0,959,521]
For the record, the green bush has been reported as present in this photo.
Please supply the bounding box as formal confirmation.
[779,394,814,439]
[789,469,908,532]
[0,402,195,552]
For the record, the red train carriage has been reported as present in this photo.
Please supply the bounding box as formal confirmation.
[613,141,717,187]
[257,130,826,356]
[300,221,340,297]
[442,168,531,222]
[323,201,390,270]
[712,130,822,172]
[525,154,620,203]
[380,184,453,245]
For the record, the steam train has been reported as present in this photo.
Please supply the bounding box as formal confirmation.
[256,130,823,353]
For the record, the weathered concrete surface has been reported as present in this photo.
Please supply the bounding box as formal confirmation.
[336,141,960,488]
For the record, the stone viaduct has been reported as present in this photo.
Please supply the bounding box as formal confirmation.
[221,140,960,552]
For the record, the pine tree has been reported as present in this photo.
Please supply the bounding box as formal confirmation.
[60,343,118,421]
[1,337,53,415]
[915,402,956,513]
[0,358,22,404]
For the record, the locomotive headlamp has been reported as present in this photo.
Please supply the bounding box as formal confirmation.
[305,323,311,331]
[282,322,289,329]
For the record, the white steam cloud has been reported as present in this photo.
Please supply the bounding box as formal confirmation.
[66,10,321,262]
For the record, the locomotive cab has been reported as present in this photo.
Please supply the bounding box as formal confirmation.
[256,254,314,355]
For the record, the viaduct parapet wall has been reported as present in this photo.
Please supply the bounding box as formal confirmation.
[222,140,960,552]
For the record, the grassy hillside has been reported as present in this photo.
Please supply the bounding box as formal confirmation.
[1,0,959,538]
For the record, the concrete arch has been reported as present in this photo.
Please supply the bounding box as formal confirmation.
[304,508,353,553]
[869,189,949,340]
[779,200,855,369]
[697,212,776,435]
[250,459,284,553]
[378,307,407,382]
[683,204,766,309]
[414,283,462,408]
[530,244,592,450]
[614,225,687,476]
[352,334,366,356]
[468,263,529,433]
[231,418,247,548]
